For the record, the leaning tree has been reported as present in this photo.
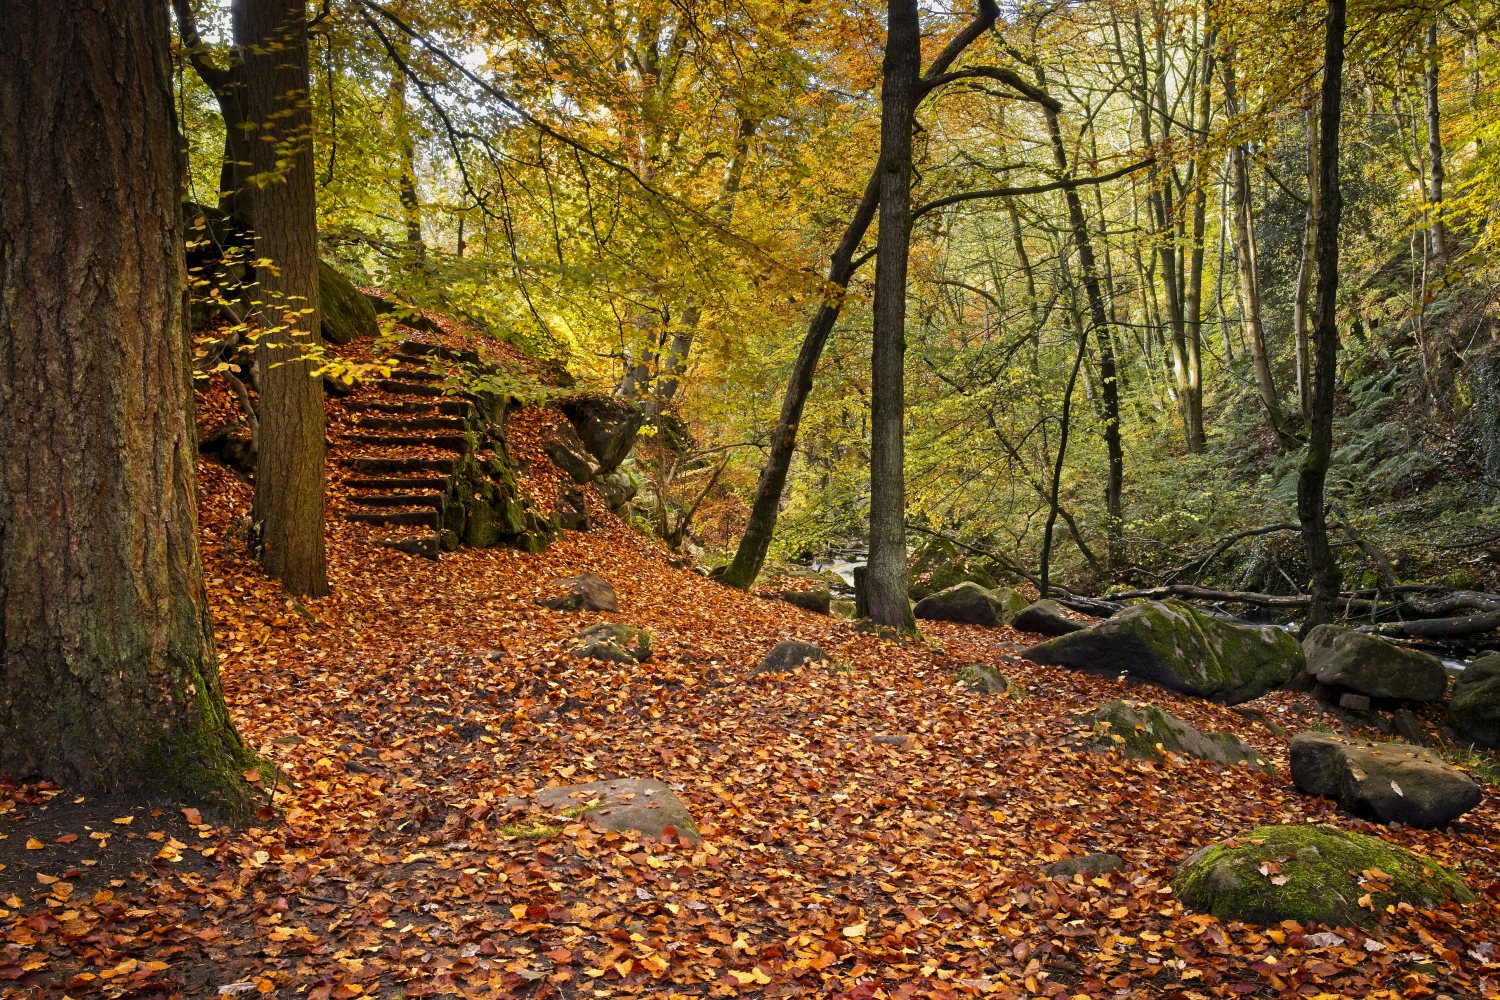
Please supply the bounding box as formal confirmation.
[0,0,259,814]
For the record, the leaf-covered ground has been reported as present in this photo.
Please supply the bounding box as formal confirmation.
[3,344,1499,998]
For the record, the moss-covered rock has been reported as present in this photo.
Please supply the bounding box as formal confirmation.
[1012,599,1087,637]
[1022,601,1303,705]
[752,640,827,676]
[958,664,1011,695]
[1042,852,1124,880]
[1080,701,1271,772]
[318,259,379,345]
[1173,825,1472,928]
[780,587,832,615]
[570,623,652,664]
[913,582,1024,627]
[1450,652,1500,749]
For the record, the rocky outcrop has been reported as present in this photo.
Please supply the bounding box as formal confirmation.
[543,422,597,485]
[913,582,1027,627]
[319,259,379,345]
[1080,701,1271,772]
[1173,825,1472,928]
[570,623,652,664]
[539,574,616,613]
[1449,652,1500,749]
[1012,599,1086,636]
[535,778,699,844]
[752,641,827,676]
[1289,731,1482,827]
[1022,601,1303,705]
[1302,625,1448,703]
[560,394,644,474]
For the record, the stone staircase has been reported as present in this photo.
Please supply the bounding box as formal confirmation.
[334,340,552,558]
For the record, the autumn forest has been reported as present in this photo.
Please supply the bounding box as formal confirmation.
[3,0,1500,996]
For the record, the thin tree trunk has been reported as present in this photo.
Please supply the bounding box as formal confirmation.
[1223,43,1288,442]
[865,0,921,630]
[237,0,329,596]
[1180,9,1214,453]
[1298,0,1347,632]
[0,0,257,814]
[1293,102,1319,417]
[1425,21,1448,266]
[386,5,425,254]
[1041,321,1090,596]
[1043,98,1126,566]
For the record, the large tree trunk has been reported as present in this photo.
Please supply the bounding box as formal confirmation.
[1222,43,1288,443]
[1425,21,1448,266]
[1298,0,1347,632]
[0,0,257,815]
[236,0,330,597]
[865,0,921,631]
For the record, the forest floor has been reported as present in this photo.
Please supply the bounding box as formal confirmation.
[3,343,1500,999]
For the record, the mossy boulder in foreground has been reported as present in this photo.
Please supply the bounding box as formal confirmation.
[1173,825,1472,928]
[1022,600,1303,704]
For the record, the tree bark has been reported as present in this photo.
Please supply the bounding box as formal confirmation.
[865,0,922,630]
[1180,8,1214,453]
[1298,0,1347,632]
[237,0,330,597]
[1293,102,1319,417]
[0,0,258,815]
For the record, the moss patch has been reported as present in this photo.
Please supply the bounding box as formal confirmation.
[1173,825,1473,928]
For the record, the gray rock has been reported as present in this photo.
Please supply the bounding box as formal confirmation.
[536,778,699,844]
[595,469,639,512]
[1173,824,1472,928]
[555,487,590,532]
[570,623,652,664]
[913,582,1027,627]
[753,640,827,675]
[544,424,597,484]
[1012,599,1087,637]
[1338,692,1372,712]
[1290,731,1482,827]
[872,734,908,747]
[1303,625,1448,703]
[1080,701,1271,772]
[957,664,1011,695]
[1450,652,1500,749]
[540,573,616,612]
[1022,600,1303,705]
[780,587,832,615]
[1042,852,1125,879]
[560,395,644,474]
[319,259,379,345]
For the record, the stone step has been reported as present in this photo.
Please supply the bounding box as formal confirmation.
[347,456,455,475]
[376,379,445,397]
[346,431,467,451]
[389,366,446,383]
[343,475,448,491]
[348,492,444,509]
[399,339,480,365]
[345,509,438,528]
[346,399,442,415]
[356,415,468,433]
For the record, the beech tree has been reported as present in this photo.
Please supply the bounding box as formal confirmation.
[0,1,257,814]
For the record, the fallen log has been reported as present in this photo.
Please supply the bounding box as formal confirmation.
[1106,584,1311,609]
[1367,609,1500,640]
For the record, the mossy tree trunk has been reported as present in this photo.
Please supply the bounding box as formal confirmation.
[236,0,330,597]
[0,0,258,816]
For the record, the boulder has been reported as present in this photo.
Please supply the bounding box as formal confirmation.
[1289,731,1482,827]
[1042,852,1124,880]
[907,536,1003,601]
[570,623,651,664]
[539,573,616,612]
[830,598,857,620]
[1302,625,1447,703]
[752,640,827,676]
[1012,599,1086,637]
[319,259,379,345]
[595,468,641,513]
[1450,652,1500,749]
[780,587,831,615]
[555,487,590,533]
[1022,601,1303,705]
[913,582,1026,627]
[535,778,699,845]
[1081,701,1271,772]
[543,423,597,484]
[1173,825,1472,928]
[958,664,1011,696]
[560,395,644,474]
